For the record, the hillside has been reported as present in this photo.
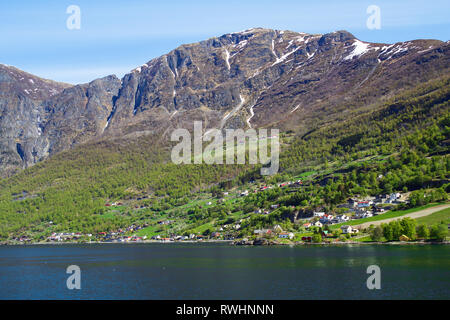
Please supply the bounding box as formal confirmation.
[0,73,448,241]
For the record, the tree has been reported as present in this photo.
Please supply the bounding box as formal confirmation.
[382,223,393,241]
[312,233,322,243]
[391,220,403,240]
[202,228,212,236]
[333,228,342,238]
[430,224,447,241]
[383,183,393,194]
[370,226,383,241]
[399,218,416,240]
[416,224,429,239]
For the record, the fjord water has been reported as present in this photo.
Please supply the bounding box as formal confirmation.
[0,244,448,299]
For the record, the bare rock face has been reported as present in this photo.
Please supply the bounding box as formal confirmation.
[105,28,449,137]
[41,75,121,155]
[0,29,449,176]
[0,64,70,175]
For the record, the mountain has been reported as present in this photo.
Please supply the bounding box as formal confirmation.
[0,28,448,241]
[0,28,449,177]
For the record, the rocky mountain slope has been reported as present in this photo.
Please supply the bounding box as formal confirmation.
[0,28,449,176]
[0,64,71,175]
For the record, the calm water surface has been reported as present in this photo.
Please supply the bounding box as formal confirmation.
[0,243,448,299]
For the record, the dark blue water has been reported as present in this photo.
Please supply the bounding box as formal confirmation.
[0,243,448,299]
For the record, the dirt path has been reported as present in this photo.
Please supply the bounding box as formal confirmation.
[354,204,450,229]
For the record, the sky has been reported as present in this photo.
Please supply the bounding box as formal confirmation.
[1,0,449,84]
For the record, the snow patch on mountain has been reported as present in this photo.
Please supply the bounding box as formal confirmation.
[246,103,255,128]
[224,48,231,70]
[291,104,301,113]
[272,47,300,66]
[234,40,248,50]
[344,40,372,60]
[132,63,149,74]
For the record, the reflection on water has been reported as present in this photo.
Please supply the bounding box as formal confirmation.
[0,243,448,300]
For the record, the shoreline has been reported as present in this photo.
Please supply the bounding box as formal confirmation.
[0,240,234,246]
[1,240,448,246]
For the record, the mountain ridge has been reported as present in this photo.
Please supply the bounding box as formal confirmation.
[0,28,448,176]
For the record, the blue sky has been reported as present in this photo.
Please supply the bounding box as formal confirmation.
[1,0,449,84]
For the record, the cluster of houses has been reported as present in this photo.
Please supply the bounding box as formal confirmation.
[300,212,351,229]
[157,220,173,225]
[300,224,360,242]
[302,193,405,228]
[278,180,303,187]
[94,188,406,244]
[311,212,351,225]
[253,225,295,240]
[150,233,235,242]
[348,193,404,209]
[99,223,149,241]
[45,222,150,243]
[104,202,124,207]
[218,223,242,231]
[344,193,404,218]
[116,235,146,242]
[104,235,147,242]
[12,235,33,243]
[253,204,280,215]
[47,232,86,242]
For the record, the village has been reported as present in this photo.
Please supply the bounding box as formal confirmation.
[29,176,412,245]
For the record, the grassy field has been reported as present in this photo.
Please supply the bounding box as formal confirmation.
[185,221,215,235]
[135,225,162,238]
[329,203,447,229]
[414,207,450,226]
[353,235,372,242]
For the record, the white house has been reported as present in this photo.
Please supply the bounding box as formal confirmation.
[254,229,272,235]
[341,225,359,234]
[337,214,349,222]
[314,221,323,228]
[279,232,294,240]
